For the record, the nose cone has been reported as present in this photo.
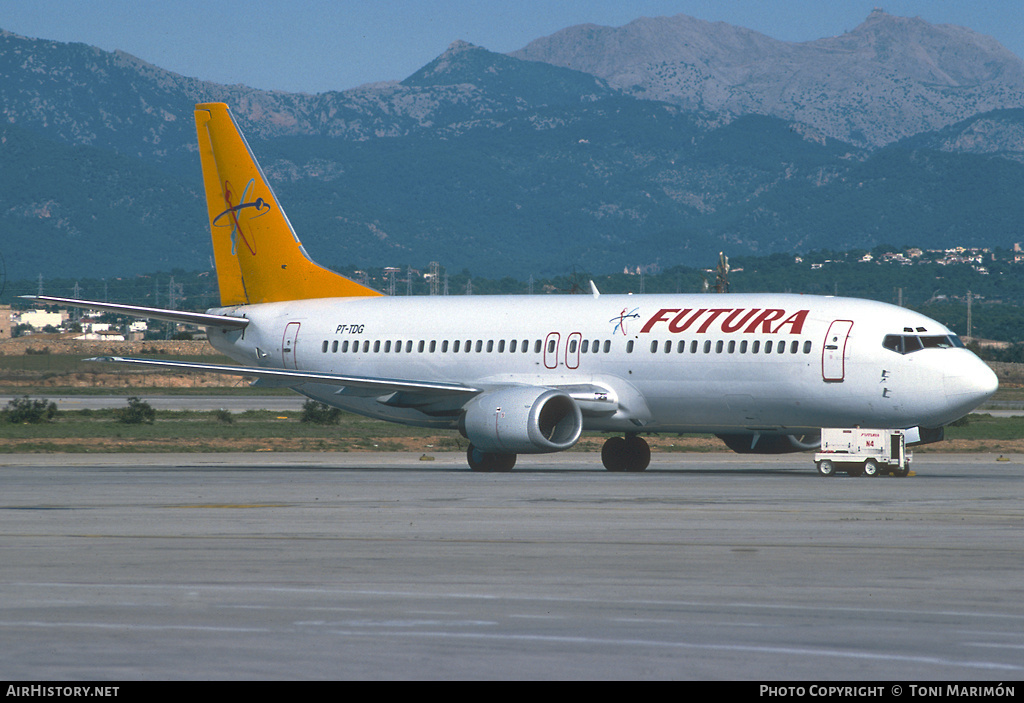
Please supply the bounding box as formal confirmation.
[943,354,999,421]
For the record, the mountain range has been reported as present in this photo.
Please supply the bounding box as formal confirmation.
[1,11,1023,283]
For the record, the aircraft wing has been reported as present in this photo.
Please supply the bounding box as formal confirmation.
[86,356,480,395]
[21,295,249,330]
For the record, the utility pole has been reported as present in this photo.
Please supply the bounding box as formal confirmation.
[715,252,730,293]
[966,290,973,341]
[429,262,440,296]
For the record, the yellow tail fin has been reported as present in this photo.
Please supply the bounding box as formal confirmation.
[194,102,381,305]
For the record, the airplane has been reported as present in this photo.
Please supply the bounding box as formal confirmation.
[26,102,999,473]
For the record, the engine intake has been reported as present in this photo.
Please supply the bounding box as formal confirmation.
[461,387,583,454]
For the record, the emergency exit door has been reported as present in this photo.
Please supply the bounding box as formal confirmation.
[282,322,301,369]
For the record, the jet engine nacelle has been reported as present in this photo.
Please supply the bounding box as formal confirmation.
[461,387,583,454]
[717,432,822,454]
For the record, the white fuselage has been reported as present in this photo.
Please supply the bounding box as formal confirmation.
[207,292,997,435]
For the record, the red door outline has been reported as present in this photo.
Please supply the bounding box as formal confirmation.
[822,320,853,382]
[543,332,560,369]
[565,332,582,369]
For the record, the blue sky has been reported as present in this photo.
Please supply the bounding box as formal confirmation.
[1,1,1022,93]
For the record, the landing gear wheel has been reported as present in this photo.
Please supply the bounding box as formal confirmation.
[601,435,651,472]
[466,445,516,472]
[623,435,651,472]
[862,459,879,477]
[601,436,627,472]
[892,464,910,478]
[817,459,835,476]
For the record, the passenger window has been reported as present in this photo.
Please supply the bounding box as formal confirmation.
[581,340,589,353]
[703,341,711,353]
[362,341,369,353]
[510,339,517,353]
[728,340,736,353]
[752,340,760,354]
[690,340,698,353]
[790,340,798,354]
[627,340,634,353]
[803,341,812,354]
[322,341,328,353]
[765,341,773,353]
[342,341,349,353]
[569,339,577,354]
[603,340,611,353]
[497,340,504,353]
[453,340,460,353]
[534,340,542,353]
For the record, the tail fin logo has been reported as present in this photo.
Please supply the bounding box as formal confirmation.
[212,179,272,256]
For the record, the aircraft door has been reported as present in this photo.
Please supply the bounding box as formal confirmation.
[565,332,582,370]
[282,321,301,369]
[543,332,560,369]
[822,320,853,382]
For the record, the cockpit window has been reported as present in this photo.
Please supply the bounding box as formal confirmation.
[920,335,954,349]
[883,334,962,355]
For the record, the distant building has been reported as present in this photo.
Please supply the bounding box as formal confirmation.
[13,309,67,331]
[0,305,11,339]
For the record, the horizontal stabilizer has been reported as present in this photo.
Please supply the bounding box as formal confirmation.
[21,295,249,330]
[86,356,480,395]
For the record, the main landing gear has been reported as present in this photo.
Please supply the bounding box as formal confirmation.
[466,435,651,472]
[466,445,517,472]
[601,434,651,472]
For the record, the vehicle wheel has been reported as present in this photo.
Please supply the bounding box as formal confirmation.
[863,459,879,477]
[467,445,516,472]
[817,459,835,476]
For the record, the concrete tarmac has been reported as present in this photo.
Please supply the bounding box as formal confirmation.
[1,452,1021,680]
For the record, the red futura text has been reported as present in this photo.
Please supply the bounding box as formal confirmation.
[640,308,810,335]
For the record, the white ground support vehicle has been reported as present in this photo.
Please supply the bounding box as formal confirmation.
[813,428,911,477]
